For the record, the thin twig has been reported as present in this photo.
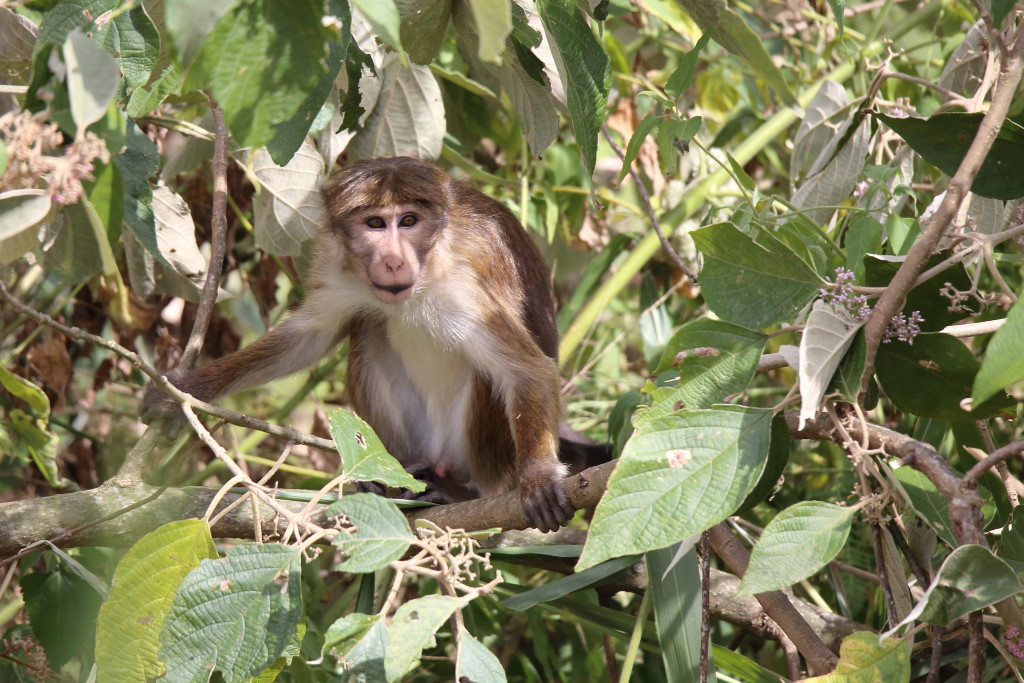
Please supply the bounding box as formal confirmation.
[963,440,1024,488]
[179,95,230,369]
[699,531,712,683]
[601,124,697,282]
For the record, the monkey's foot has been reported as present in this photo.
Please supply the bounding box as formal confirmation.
[522,478,573,533]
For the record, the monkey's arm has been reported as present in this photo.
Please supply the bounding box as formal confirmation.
[140,303,350,421]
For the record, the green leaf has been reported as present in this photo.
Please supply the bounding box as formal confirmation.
[346,619,388,681]
[21,562,103,670]
[712,645,784,683]
[321,612,380,662]
[115,117,168,267]
[845,214,882,281]
[351,0,403,52]
[656,116,702,168]
[386,595,463,681]
[327,493,415,573]
[736,414,791,515]
[0,364,50,418]
[616,112,660,183]
[165,0,239,69]
[537,0,610,177]
[465,0,511,64]
[645,318,766,417]
[348,54,446,160]
[827,330,868,402]
[0,190,51,261]
[501,554,638,610]
[996,506,1024,566]
[578,406,772,570]
[973,297,1024,405]
[691,222,823,329]
[827,0,846,35]
[874,112,1024,200]
[890,545,1024,628]
[159,544,304,683]
[648,545,708,683]
[64,28,119,134]
[804,632,909,682]
[96,520,217,682]
[993,0,1014,27]
[37,0,160,91]
[876,333,1015,421]
[894,466,959,548]
[665,32,712,97]
[457,633,507,683]
[396,0,453,64]
[328,409,424,491]
[737,501,856,595]
[186,0,328,149]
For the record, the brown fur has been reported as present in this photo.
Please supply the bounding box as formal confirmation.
[142,156,574,531]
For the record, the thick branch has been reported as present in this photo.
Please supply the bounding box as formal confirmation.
[708,523,839,675]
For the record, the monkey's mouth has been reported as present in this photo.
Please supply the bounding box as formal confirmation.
[371,282,413,300]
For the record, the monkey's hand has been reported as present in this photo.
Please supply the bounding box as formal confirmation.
[139,371,188,424]
[520,461,573,533]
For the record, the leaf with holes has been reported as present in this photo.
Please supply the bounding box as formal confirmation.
[328,409,423,491]
[328,493,415,574]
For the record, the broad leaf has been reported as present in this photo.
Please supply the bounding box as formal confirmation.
[328,409,424,491]
[617,113,660,183]
[737,501,856,595]
[352,0,402,52]
[252,142,325,256]
[645,318,766,418]
[0,190,51,262]
[20,562,103,670]
[578,406,772,570]
[397,0,453,64]
[691,222,823,329]
[386,595,463,681]
[465,0,510,64]
[457,633,507,683]
[64,28,119,134]
[537,0,610,177]
[96,520,217,682]
[185,0,328,149]
[876,333,1015,420]
[875,112,1024,200]
[798,300,864,428]
[348,53,446,160]
[159,544,304,683]
[888,545,1023,630]
[973,296,1024,405]
[804,633,909,682]
[328,493,415,574]
[322,613,380,663]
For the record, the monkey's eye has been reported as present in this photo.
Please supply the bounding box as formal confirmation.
[399,213,417,227]
[365,216,385,229]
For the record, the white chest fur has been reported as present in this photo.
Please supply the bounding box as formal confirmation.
[383,297,478,480]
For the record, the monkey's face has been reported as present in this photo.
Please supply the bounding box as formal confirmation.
[343,204,442,303]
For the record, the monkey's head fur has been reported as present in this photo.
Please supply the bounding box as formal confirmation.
[320,157,453,303]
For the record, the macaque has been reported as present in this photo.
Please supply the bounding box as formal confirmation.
[142,156,577,532]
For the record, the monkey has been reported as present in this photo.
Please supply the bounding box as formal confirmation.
[142,156,581,532]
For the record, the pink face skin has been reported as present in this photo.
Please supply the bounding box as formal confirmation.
[350,204,434,303]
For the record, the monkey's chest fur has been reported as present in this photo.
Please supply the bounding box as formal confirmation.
[344,308,515,496]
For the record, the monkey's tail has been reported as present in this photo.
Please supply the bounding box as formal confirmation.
[558,423,614,476]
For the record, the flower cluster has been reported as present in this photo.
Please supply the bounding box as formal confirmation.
[820,267,925,344]
[1006,625,1024,661]
[820,267,872,321]
[0,110,110,204]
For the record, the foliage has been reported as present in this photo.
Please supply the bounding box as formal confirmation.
[1,0,1024,681]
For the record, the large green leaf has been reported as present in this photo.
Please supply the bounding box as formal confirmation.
[321,612,380,664]
[804,633,909,682]
[159,544,304,683]
[645,318,766,418]
[328,493,415,574]
[737,501,856,595]
[893,466,959,548]
[457,633,507,683]
[797,301,864,428]
[328,409,424,491]
[890,545,1023,628]
[864,254,977,331]
[115,117,167,267]
[973,296,1024,405]
[875,112,1024,200]
[185,0,328,149]
[578,406,772,570]
[96,520,217,682]
[537,0,610,177]
[876,333,1015,421]
[20,562,104,670]
[386,595,463,681]
[691,222,823,330]
[64,28,119,134]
